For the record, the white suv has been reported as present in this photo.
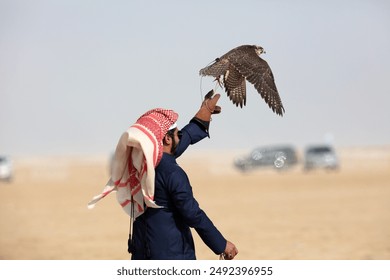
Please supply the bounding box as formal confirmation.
[0,156,13,182]
[304,145,339,171]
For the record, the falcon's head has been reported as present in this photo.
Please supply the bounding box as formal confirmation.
[254,45,265,55]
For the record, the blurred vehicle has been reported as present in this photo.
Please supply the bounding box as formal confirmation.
[234,145,298,172]
[303,145,339,171]
[0,156,13,182]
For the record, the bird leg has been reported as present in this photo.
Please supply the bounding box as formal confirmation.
[214,76,224,90]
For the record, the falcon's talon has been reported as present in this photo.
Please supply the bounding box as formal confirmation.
[213,77,224,89]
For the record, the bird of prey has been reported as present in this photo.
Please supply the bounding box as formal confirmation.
[199,44,285,116]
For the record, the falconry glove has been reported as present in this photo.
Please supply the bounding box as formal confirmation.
[191,89,221,135]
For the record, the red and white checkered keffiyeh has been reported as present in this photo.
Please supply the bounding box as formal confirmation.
[87,108,178,218]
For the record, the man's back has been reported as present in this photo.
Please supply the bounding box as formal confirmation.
[131,153,197,259]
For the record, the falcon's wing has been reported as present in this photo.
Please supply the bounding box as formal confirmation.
[199,58,230,78]
[223,66,246,108]
[229,48,285,116]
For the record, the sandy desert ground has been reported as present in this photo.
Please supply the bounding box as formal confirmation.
[0,146,389,260]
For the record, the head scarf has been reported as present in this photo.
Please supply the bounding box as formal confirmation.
[88,108,178,218]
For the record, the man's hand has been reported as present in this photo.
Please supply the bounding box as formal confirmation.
[221,240,238,260]
[194,89,221,123]
[202,89,221,114]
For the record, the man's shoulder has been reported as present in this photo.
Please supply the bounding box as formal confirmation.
[157,154,184,173]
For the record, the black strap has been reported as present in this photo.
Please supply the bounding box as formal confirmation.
[127,196,135,254]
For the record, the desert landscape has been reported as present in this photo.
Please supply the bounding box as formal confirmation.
[0,146,389,260]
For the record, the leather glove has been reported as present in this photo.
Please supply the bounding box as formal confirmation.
[194,89,221,122]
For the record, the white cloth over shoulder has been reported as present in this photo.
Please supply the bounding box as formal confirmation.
[87,108,178,218]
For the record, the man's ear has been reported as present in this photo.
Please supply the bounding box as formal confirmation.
[163,134,171,146]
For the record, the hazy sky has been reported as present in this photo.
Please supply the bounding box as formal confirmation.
[1,0,390,156]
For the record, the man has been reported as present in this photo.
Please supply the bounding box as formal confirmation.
[130,92,238,260]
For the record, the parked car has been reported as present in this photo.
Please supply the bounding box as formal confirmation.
[234,145,298,172]
[0,156,13,182]
[303,145,339,171]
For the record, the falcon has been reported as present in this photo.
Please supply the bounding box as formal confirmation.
[199,44,285,116]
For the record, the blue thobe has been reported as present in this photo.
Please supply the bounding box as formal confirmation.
[131,120,226,259]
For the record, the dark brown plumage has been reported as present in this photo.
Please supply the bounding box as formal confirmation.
[199,45,285,116]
